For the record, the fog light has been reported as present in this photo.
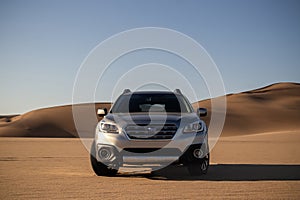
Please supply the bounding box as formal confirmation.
[193,148,203,158]
[98,148,112,161]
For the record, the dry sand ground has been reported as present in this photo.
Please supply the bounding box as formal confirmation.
[1,131,300,199]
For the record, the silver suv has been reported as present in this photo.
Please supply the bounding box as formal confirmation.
[90,89,209,176]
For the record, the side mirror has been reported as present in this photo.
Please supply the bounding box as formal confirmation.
[97,108,107,117]
[197,108,207,117]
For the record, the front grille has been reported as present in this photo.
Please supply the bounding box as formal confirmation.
[125,123,177,140]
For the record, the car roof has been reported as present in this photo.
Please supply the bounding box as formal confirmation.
[123,91,179,95]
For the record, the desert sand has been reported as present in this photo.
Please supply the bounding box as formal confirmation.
[0,82,299,199]
[0,131,299,199]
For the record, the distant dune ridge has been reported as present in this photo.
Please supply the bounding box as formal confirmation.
[0,82,299,137]
[0,103,111,138]
[198,82,300,136]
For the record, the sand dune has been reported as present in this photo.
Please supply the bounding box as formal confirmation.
[0,82,299,137]
[197,82,300,136]
[0,103,111,137]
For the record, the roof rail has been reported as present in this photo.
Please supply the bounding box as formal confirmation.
[174,89,182,95]
[123,89,131,94]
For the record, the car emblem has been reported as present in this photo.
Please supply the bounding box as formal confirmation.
[147,127,156,134]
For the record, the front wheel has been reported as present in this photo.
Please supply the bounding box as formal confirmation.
[90,141,118,176]
[187,153,209,176]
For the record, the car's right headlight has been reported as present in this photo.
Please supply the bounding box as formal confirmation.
[98,121,120,134]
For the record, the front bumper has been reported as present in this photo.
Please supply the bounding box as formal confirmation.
[94,130,208,165]
[123,156,179,164]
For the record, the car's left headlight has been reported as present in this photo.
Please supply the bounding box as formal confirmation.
[183,121,205,133]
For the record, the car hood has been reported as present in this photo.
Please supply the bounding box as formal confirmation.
[103,113,198,127]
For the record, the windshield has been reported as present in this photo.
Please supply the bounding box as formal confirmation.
[111,93,193,113]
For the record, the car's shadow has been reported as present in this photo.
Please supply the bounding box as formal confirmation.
[117,164,300,181]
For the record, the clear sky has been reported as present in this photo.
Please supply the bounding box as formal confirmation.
[1,0,300,114]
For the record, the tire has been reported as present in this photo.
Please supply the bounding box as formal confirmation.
[90,141,118,176]
[187,153,209,176]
